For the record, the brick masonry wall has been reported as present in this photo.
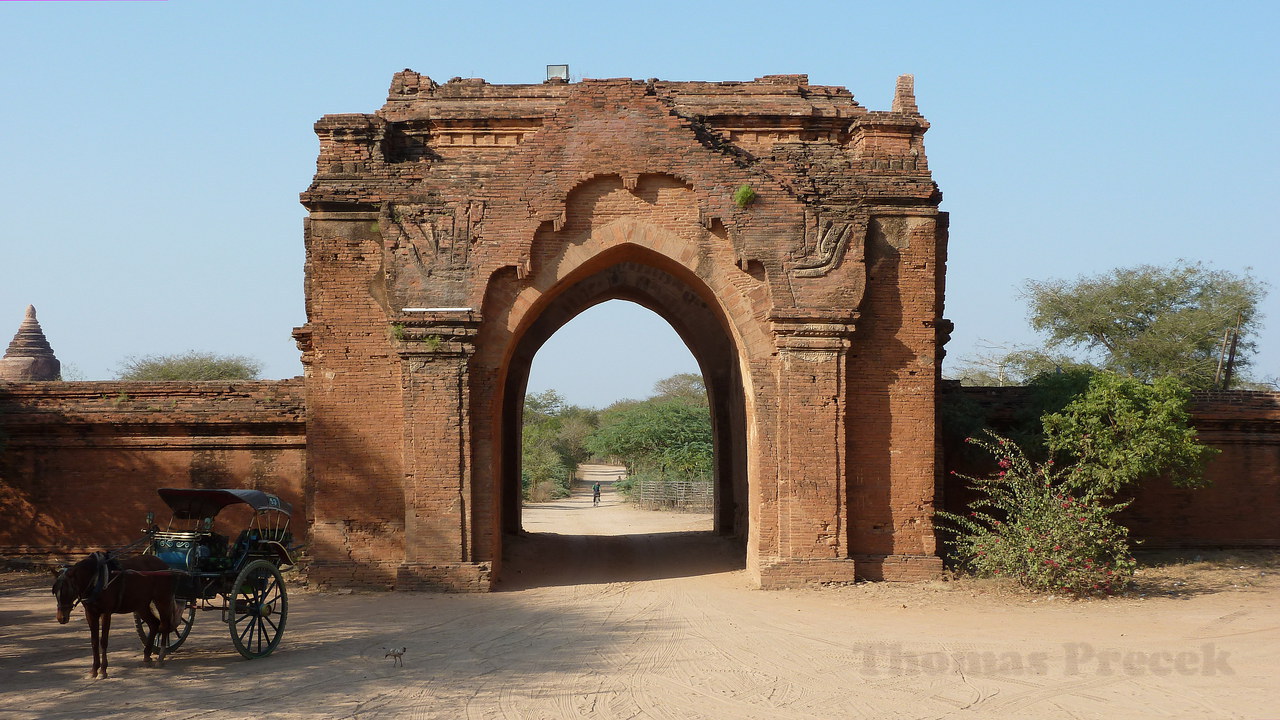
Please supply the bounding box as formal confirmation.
[847,216,947,581]
[1125,392,1280,546]
[0,380,306,559]
[297,215,410,587]
[943,386,1280,547]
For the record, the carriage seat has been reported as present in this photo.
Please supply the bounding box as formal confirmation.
[231,528,293,559]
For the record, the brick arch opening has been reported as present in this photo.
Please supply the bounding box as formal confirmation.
[493,254,750,552]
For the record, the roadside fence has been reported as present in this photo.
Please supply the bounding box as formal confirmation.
[634,478,713,513]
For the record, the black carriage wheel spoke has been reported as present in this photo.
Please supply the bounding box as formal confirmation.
[256,617,269,651]
[258,619,278,650]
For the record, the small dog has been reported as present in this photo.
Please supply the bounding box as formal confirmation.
[384,646,406,667]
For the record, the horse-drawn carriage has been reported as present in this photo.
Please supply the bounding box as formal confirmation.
[51,487,297,677]
[136,487,295,659]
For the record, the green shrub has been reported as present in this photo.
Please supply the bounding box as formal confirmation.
[1044,372,1217,493]
[116,351,263,381]
[938,432,1137,596]
[732,184,757,208]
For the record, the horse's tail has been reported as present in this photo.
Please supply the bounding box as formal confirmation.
[155,574,180,665]
[154,581,175,665]
[158,574,181,635]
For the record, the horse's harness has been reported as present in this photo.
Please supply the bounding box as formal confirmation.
[56,551,123,613]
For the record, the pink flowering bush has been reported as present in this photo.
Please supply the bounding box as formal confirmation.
[938,431,1137,596]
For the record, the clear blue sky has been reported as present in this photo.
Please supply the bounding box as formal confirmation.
[1,1,1275,408]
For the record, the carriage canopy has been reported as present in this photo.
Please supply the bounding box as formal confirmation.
[157,488,292,520]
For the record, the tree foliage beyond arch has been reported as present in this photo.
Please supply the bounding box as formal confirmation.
[585,398,713,477]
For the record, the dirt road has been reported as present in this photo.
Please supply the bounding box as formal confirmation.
[3,475,1277,718]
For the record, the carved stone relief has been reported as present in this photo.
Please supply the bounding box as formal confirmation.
[791,209,865,278]
[379,200,485,305]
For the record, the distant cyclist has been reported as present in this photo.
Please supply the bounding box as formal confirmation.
[592,481,601,506]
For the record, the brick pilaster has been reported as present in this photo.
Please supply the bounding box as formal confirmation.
[759,310,859,588]
[394,311,491,590]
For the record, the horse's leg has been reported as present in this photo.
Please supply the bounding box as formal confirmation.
[87,609,101,679]
[99,612,111,678]
[140,606,160,664]
[155,612,169,666]
[155,580,179,666]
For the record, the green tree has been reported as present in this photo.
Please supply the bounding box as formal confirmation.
[1042,372,1218,494]
[586,396,713,475]
[948,346,1093,387]
[524,389,566,420]
[652,372,708,405]
[555,409,598,467]
[1024,261,1266,389]
[520,390,599,501]
[116,351,263,380]
[522,418,570,501]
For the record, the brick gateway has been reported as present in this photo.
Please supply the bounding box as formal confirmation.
[293,71,951,590]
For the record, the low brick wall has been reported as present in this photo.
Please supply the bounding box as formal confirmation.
[0,380,306,561]
[1125,391,1280,547]
[944,387,1280,548]
[3,380,1275,574]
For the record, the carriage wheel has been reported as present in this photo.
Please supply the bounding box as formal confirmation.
[229,559,288,659]
[135,602,196,654]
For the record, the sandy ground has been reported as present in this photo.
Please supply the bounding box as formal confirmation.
[2,465,1277,719]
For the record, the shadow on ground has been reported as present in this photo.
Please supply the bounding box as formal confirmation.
[497,530,744,590]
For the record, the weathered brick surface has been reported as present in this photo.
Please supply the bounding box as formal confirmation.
[298,71,949,589]
[944,386,1280,547]
[0,380,305,557]
[1125,392,1280,545]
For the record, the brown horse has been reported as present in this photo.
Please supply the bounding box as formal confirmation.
[51,552,181,678]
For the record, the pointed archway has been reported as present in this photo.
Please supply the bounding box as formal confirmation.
[472,185,759,582]
[496,253,749,543]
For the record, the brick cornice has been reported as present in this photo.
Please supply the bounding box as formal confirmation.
[391,309,480,360]
[769,309,858,351]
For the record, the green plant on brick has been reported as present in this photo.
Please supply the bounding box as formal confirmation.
[732,184,757,209]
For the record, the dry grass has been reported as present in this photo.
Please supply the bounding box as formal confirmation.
[1124,548,1280,599]
[825,549,1280,607]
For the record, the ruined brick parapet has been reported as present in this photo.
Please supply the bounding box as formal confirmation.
[303,73,936,209]
[0,379,304,427]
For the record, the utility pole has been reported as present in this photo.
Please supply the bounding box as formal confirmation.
[1213,324,1232,389]
[1221,311,1244,390]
